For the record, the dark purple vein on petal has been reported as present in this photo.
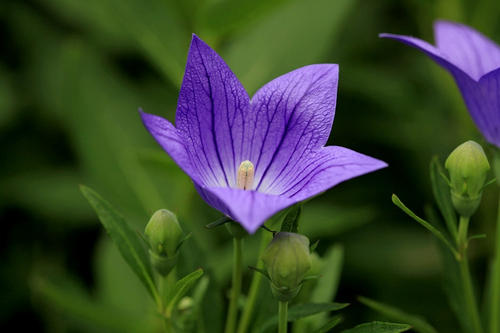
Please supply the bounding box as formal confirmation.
[220,68,237,182]
[188,73,220,185]
[253,77,303,183]
[195,41,229,187]
[256,71,328,191]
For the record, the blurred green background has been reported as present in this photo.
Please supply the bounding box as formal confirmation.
[2,0,500,331]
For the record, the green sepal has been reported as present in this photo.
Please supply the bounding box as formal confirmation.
[270,283,302,302]
[175,232,192,252]
[205,216,232,229]
[248,266,271,281]
[310,239,319,252]
[149,250,178,276]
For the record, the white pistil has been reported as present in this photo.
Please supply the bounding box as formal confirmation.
[237,160,255,190]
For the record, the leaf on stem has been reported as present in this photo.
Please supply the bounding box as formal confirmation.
[392,194,459,258]
[280,204,302,233]
[165,268,204,317]
[314,315,343,333]
[341,321,411,333]
[358,296,438,333]
[429,156,458,238]
[79,185,159,303]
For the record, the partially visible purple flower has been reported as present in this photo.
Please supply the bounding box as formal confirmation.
[380,20,500,147]
[141,35,386,233]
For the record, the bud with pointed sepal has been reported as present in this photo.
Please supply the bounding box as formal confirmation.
[144,209,184,276]
[261,232,312,302]
[445,140,490,217]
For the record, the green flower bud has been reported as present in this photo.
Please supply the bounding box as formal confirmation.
[445,140,490,217]
[261,232,312,302]
[144,209,183,276]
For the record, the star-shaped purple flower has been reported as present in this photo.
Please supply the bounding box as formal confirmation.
[140,35,387,233]
[380,20,500,147]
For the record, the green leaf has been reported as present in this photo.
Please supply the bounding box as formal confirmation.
[307,244,344,329]
[314,315,343,333]
[281,204,302,233]
[258,302,348,332]
[358,296,438,333]
[165,268,204,317]
[341,321,411,333]
[80,185,160,304]
[392,194,459,258]
[430,156,458,239]
[191,276,210,333]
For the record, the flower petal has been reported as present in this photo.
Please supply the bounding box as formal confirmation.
[197,186,295,233]
[452,68,500,147]
[434,20,500,80]
[176,35,250,188]
[140,110,202,184]
[379,32,469,79]
[276,146,387,201]
[244,64,339,192]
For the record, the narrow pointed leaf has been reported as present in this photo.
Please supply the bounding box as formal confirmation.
[80,185,160,304]
[315,315,343,333]
[358,296,438,333]
[281,204,302,232]
[205,216,233,229]
[308,244,344,328]
[430,156,457,238]
[341,321,411,333]
[165,268,204,317]
[392,194,459,258]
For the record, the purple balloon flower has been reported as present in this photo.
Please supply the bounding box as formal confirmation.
[140,35,387,233]
[380,20,500,147]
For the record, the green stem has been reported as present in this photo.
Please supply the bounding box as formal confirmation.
[490,194,500,333]
[237,231,272,333]
[278,301,288,333]
[458,215,470,251]
[162,318,173,333]
[225,237,243,333]
[458,215,482,333]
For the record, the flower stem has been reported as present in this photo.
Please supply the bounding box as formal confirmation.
[237,230,272,333]
[225,237,243,333]
[490,194,500,333]
[458,215,470,252]
[278,301,288,333]
[458,215,482,333]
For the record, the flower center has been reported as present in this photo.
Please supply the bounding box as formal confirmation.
[237,160,254,190]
